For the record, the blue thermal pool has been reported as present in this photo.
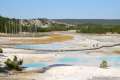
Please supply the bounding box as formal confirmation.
[15,43,69,50]
[22,56,120,68]
[22,62,48,68]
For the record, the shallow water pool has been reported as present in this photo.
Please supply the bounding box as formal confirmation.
[23,56,120,68]
[60,56,120,66]
[22,62,48,68]
[15,43,70,50]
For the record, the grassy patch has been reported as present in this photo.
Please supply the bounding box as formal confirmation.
[100,60,108,68]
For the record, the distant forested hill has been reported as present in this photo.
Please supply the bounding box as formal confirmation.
[53,19,120,25]
[1,15,120,34]
[0,16,69,33]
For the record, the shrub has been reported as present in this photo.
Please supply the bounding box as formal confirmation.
[100,60,108,68]
[0,48,3,53]
[4,56,23,71]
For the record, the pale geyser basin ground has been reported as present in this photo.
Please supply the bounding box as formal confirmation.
[14,33,120,50]
[1,47,120,80]
[3,48,120,69]
[34,66,120,80]
[1,66,120,80]
[1,32,120,80]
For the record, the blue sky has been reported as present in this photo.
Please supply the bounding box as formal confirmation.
[0,0,120,19]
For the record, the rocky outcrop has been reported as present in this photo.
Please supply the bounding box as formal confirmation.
[19,18,52,27]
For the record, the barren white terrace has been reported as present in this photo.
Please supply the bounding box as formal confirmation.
[14,33,120,50]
